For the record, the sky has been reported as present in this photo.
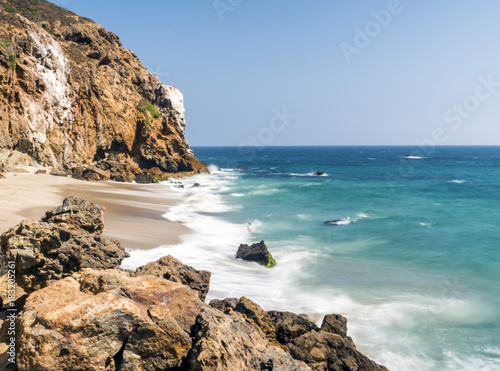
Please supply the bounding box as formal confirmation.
[58,0,500,146]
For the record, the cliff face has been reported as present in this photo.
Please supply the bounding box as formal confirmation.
[0,0,205,177]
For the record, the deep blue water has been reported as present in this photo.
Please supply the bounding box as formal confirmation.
[127,146,500,370]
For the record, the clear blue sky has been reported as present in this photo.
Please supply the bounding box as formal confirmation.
[59,0,500,146]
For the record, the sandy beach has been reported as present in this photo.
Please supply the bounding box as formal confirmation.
[0,173,190,250]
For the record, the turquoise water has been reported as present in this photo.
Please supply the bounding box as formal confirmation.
[124,146,500,370]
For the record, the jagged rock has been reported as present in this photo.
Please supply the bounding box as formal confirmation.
[0,250,6,276]
[0,197,389,370]
[187,306,311,371]
[267,310,320,345]
[236,240,277,268]
[93,155,141,182]
[218,299,389,371]
[320,314,348,338]
[0,1,206,176]
[0,197,128,292]
[288,331,388,371]
[209,296,281,347]
[0,271,27,310]
[83,165,111,181]
[135,172,155,184]
[49,168,69,177]
[135,255,211,301]
[42,196,104,233]
[17,269,203,371]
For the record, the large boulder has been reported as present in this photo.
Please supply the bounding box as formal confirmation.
[211,297,388,371]
[267,310,320,345]
[82,165,111,181]
[210,296,281,347]
[16,269,203,371]
[288,331,388,371]
[320,313,348,338]
[236,240,277,268]
[187,306,310,371]
[135,255,211,301]
[0,197,128,292]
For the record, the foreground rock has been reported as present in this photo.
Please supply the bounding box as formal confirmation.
[188,306,309,371]
[17,269,202,370]
[0,196,128,292]
[236,240,277,268]
[135,255,211,301]
[211,297,389,371]
[0,198,388,370]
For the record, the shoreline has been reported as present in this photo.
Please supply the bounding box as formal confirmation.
[0,173,191,251]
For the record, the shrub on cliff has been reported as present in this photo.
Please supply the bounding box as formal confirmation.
[137,101,161,119]
[8,53,16,71]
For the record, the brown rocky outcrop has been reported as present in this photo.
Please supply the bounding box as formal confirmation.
[267,310,320,346]
[211,297,388,371]
[0,197,388,370]
[0,196,128,292]
[17,269,203,371]
[0,0,206,181]
[135,255,211,301]
[187,306,310,371]
[210,296,282,348]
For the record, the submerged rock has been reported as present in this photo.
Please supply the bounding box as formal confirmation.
[236,240,277,268]
[135,255,211,301]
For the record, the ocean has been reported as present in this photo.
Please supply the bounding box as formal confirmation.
[122,146,500,371]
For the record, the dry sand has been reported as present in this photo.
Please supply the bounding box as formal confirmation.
[0,173,190,250]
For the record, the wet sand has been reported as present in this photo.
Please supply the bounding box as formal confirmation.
[0,174,190,250]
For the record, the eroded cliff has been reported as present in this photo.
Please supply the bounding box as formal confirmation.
[0,0,206,180]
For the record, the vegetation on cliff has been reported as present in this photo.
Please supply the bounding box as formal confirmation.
[8,53,15,71]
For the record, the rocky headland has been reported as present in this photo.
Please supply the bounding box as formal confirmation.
[0,196,389,370]
[0,0,206,182]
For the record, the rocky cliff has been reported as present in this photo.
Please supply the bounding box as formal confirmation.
[0,0,206,180]
[0,197,389,370]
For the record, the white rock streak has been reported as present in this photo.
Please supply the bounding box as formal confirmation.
[163,84,186,134]
[23,24,72,146]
